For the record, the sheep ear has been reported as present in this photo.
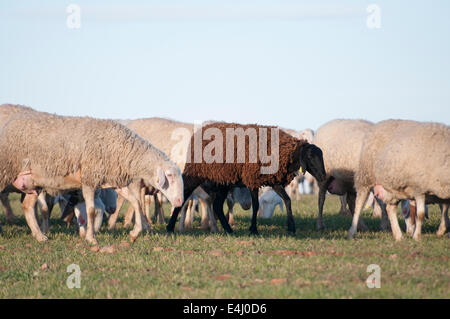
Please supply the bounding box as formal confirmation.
[156,167,167,189]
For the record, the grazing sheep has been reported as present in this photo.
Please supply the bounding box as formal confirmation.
[117,117,223,232]
[70,189,117,237]
[258,187,284,219]
[313,119,389,231]
[166,122,327,235]
[58,188,117,232]
[224,186,252,226]
[0,110,184,244]
[347,119,450,241]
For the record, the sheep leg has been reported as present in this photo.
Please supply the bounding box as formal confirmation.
[124,204,135,228]
[196,188,217,232]
[154,193,166,224]
[212,187,233,234]
[347,188,370,239]
[249,189,260,235]
[436,203,449,236]
[0,193,17,223]
[199,199,210,229]
[339,194,350,216]
[412,195,426,241]
[178,200,190,232]
[317,185,327,230]
[206,199,218,233]
[107,194,125,230]
[273,185,296,234]
[374,197,390,231]
[128,182,146,242]
[384,203,403,241]
[45,193,54,220]
[37,191,50,234]
[185,200,194,230]
[144,194,153,226]
[167,183,199,233]
[347,192,368,231]
[82,185,98,246]
[226,196,235,226]
[22,193,48,242]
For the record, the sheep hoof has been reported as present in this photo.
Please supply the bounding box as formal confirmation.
[124,221,133,228]
[34,233,48,242]
[339,209,352,217]
[166,224,175,233]
[41,223,49,234]
[6,216,17,224]
[436,227,446,237]
[316,221,325,230]
[357,223,369,232]
[346,231,356,240]
[86,238,98,246]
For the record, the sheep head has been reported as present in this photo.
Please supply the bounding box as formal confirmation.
[147,165,184,207]
[299,143,327,186]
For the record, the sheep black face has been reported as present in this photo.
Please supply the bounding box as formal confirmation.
[299,144,326,185]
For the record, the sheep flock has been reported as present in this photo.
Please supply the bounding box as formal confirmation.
[0,104,449,246]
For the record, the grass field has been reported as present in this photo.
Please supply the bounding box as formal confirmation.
[0,193,448,298]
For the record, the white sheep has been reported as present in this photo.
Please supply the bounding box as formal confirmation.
[313,119,389,231]
[258,187,284,219]
[348,120,450,241]
[0,109,184,244]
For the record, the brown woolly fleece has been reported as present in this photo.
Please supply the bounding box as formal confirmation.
[182,122,307,190]
[0,110,177,192]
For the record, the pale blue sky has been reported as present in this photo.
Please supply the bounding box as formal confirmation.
[1,0,449,131]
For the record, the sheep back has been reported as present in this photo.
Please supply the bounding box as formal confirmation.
[0,111,164,190]
[370,120,450,199]
[314,119,373,184]
[182,122,307,190]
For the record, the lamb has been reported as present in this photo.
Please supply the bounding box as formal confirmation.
[69,189,118,237]
[0,109,184,244]
[166,122,328,235]
[347,119,450,241]
[312,119,389,231]
[181,186,252,231]
[57,188,118,234]
[258,187,284,219]
[224,186,252,226]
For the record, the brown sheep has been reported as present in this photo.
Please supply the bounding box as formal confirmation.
[166,122,327,235]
